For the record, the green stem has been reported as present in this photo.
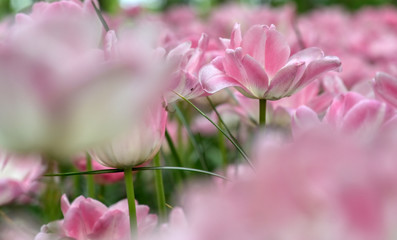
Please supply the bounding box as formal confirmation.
[259,99,267,126]
[153,153,166,220]
[42,160,62,222]
[124,168,137,238]
[165,129,186,179]
[86,153,95,198]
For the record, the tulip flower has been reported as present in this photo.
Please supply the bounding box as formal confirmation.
[373,71,397,108]
[90,103,167,169]
[0,1,164,155]
[0,151,45,205]
[164,33,209,104]
[34,194,157,240]
[292,92,396,138]
[199,23,341,100]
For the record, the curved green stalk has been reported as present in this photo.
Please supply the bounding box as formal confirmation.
[153,153,166,220]
[124,168,137,238]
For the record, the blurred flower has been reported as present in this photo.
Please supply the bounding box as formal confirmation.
[35,194,157,240]
[0,1,165,155]
[373,71,397,109]
[292,92,396,138]
[164,33,209,104]
[199,23,341,100]
[90,103,167,169]
[0,151,45,205]
[157,129,397,240]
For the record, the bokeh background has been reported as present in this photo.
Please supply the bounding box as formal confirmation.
[1,0,396,19]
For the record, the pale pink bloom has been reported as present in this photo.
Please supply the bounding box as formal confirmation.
[35,194,157,240]
[74,155,124,184]
[292,92,396,137]
[90,103,167,169]
[164,34,209,103]
[373,71,397,108]
[0,151,45,205]
[199,24,341,100]
[162,130,397,240]
[0,1,164,155]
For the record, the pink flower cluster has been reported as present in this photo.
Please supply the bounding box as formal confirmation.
[1,1,397,240]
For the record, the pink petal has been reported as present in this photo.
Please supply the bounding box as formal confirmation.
[63,206,89,239]
[230,23,242,49]
[296,56,342,90]
[78,198,108,231]
[342,100,395,134]
[241,55,269,98]
[89,210,130,240]
[265,62,305,100]
[324,92,365,126]
[264,25,291,76]
[60,194,71,215]
[199,64,242,94]
[374,72,397,108]
[241,25,267,66]
[292,106,321,137]
[288,47,325,64]
[223,49,245,81]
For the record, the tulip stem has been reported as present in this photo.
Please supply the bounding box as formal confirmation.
[124,168,137,238]
[153,153,167,220]
[86,153,95,198]
[259,99,267,126]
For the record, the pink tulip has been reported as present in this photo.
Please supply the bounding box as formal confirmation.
[158,129,397,240]
[0,1,165,155]
[292,92,396,137]
[0,151,45,205]
[199,23,341,100]
[35,194,157,240]
[90,103,167,169]
[164,33,209,103]
[373,71,397,109]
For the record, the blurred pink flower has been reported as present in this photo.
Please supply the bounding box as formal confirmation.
[90,103,167,169]
[373,71,397,109]
[199,23,341,100]
[292,92,396,137]
[0,151,45,205]
[0,1,165,155]
[164,33,209,103]
[35,194,157,240]
[158,129,397,240]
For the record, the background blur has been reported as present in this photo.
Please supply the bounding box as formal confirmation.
[0,0,396,19]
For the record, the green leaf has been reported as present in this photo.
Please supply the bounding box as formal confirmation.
[174,91,255,169]
[44,166,228,180]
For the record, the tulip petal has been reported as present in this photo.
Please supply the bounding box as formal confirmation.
[342,100,395,135]
[374,72,397,108]
[241,25,267,66]
[199,64,242,94]
[264,25,291,76]
[241,55,269,98]
[296,56,342,90]
[266,62,305,100]
[230,23,242,49]
[324,92,365,126]
[292,106,321,136]
[89,210,130,240]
